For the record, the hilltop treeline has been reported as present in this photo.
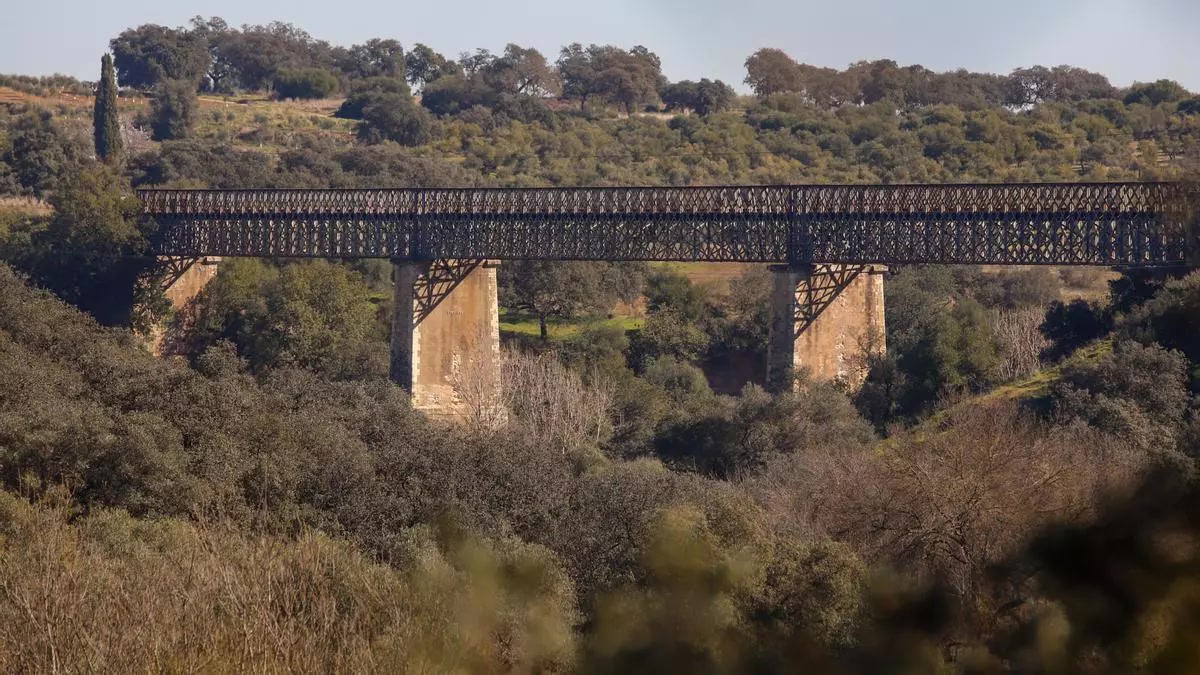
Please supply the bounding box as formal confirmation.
[1,17,1197,197]
[80,18,1199,181]
[105,17,1199,112]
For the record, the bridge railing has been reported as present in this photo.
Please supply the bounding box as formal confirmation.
[140,183,1179,216]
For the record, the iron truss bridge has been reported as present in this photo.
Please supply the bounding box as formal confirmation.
[139,183,1199,267]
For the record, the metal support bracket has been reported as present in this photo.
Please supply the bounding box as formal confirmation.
[158,256,206,293]
[794,264,868,334]
[412,259,485,325]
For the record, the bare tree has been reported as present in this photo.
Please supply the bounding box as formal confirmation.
[499,349,614,453]
[746,403,1147,616]
[449,327,507,431]
[991,307,1049,381]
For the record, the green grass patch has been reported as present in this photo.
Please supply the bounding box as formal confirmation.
[909,338,1115,441]
[984,339,1113,403]
[983,368,1059,403]
[499,310,642,342]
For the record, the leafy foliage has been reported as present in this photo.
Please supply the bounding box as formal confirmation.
[149,78,198,140]
[0,107,86,198]
[110,23,210,89]
[358,94,434,145]
[404,43,459,88]
[3,21,1200,671]
[858,267,1005,426]
[660,79,736,116]
[337,38,405,81]
[1041,298,1112,361]
[335,76,411,119]
[654,380,873,478]
[1120,272,1200,374]
[499,261,620,340]
[273,67,339,99]
[185,259,388,379]
[2,165,155,326]
[631,310,710,365]
[1050,341,1193,460]
[557,43,664,113]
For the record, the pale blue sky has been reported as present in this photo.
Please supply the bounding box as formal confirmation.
[2,0,1197,91]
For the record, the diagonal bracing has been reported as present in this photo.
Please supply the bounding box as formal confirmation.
[794,264,869,333]
[412,259,486,325]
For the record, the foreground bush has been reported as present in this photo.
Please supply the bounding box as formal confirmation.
[0,490,577,673]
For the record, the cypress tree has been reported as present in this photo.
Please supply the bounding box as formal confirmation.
[93,54,122,162]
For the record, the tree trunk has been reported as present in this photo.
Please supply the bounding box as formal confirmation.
[539,314,548,342]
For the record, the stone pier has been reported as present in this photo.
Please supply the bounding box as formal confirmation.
[766,264,886,392]
[390,260,504,422]
[163,257,222,309]
[148,257,222,356]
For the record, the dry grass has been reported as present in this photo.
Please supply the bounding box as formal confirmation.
[975,265,1115,301]
[196,94,344,115]
[0,86,89,109]
[1056,266,1118,301]
[0,489,577,674]
[192,98,356,152]
[652,261,758,294]
[0,196,53,217]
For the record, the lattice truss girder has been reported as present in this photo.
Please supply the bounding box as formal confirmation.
[412,259,484,325]
[141,183,1198,267]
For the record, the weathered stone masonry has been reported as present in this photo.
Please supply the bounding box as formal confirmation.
[390,260,503,420]
[766,264,886,392]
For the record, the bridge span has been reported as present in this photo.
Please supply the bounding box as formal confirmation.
[140,182,1198,419]
[141,182,1194,266]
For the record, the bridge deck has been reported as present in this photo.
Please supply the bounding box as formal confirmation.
[139,183,1197,266]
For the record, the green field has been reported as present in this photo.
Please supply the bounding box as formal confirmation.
[499,310,643,341]
[981,339,1113,403]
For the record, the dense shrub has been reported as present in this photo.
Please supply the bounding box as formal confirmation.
[1120,272,1200,371]
[357,94,434,145]
[654,380,874,478]
[1040,298,1112,361]
[1049,341,1193,461]
[273,67,339,99]
[183,259,388,380]
[660,79,737,115]
[858,268,1006,426]
[334,76,411,119]
[0,107,87,198]
[4,22,1200,670]
[0,263,823,619]
[420,74,499,115]
[149,78,198,140]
